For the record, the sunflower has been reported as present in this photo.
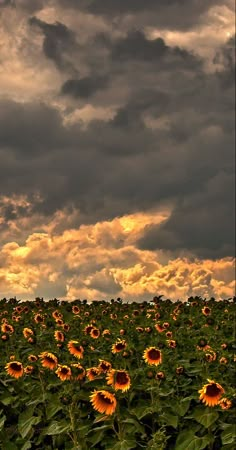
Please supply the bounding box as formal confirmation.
[106,369,131,392]
[67,341,84,359]
[219,357,228,364]
[72,305,80,314]
[84,324,94,335]
[102,329,111,336]
[56,318,64,326]
[90,327,100,339]
[5,361,24,378]
[24,365,34,374]
[176,366,184,374]
[90,390,117,415]
[1,323,14,333]
[111,339,127,354]
[221,343,227,349]
[154,323,165,333]
[202,306,211,316]
[167,339,176,348]
[86,367,101,381]
[63,323,70,332]
[143,347,162,366]
[163,322,170,329]
[218,398,232,410]
[98,359,112,373]
[199,380,224,407]
[54,330,65,342]
[39,352,58,370]
[52,310,60,319]
[55,365,72,381]
[34,314,44,324]
[23,328,34,338]
[71,363,86,381]
[28,354,38,362]
[136,327,144,333]
[155,371,165,380]
[166,331,172,338]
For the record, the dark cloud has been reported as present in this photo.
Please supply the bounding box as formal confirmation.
[214,35,236,88]
[61,75,109,98]
[57,0,223,30]
[29,16,77,71]
[138,172,235,259]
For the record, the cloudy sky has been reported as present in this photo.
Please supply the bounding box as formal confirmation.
[0,0,235,301]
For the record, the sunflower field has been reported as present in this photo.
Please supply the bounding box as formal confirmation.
[0,296,235,450]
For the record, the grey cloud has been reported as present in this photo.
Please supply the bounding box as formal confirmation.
[61,75,109,98]
[138,172,235,259]
[29,16,77,71]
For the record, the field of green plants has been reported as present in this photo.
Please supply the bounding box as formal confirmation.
[0,296,235,449]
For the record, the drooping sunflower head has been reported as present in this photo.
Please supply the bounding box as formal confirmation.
[54,330,65,342]
[155,371,165,380]
[71,363,86,381]
[111,339,127,354]
[23,328,34,338]
[5,361,24,378]
[34,314,44,324]
[55,365,72,381]
[154,323,165,333]
[218,398,232,410]
[167,339,176,348]
[198,379,225,407]
[1,323,14,334]
[84,324,94,335]
[39,352,58,370]
[90,390,117,415]
[106,369,131,392]
[28,354,38,362]
[24,365,34,375]
[98,359,112,373]
[67,341,84,358]
[86,367,101,381]
[143,347,162,366]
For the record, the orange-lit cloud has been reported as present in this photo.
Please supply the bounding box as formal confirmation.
[0,206,234,301]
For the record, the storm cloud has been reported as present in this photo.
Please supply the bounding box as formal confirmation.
[0,0,234,300]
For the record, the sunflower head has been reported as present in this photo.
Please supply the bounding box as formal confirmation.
[90,327,100,339]
[5,361,24,378]
[23,328,34,338]
[67,341,84,358]
[90,390,117,415]
[198,379,225,407]
[202,306,211,316]
[39,352,58,370]
[219,398,232,410]
[143,347,162,366]
[72,306,80,314]
[54,330,65,342]
[55,365,72,381]
[71,363,86,381]
[111,339,127,353]
[106,369,131,392]
[28,354,38,362]
[86,367,101,381]
[98,360,112,373]
[24,365,34,374]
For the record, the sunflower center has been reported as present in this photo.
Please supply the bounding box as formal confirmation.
[61,368,69,374]
[98,393,113,405]
[45,356,56,363]
[116,343,125,350]
[116,371,128,385]
[10,363,22,371]
[206,384,221,397]
[148,349,160,360]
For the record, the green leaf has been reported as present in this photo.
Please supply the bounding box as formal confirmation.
[21,442,32,450]
[112,439,137,450]
[177,399,191,416]
[175,430,211,450]
[221,425,236,445]
[44,420,71,435]
[18,408,41,439]
[46,402,63,420]
[162,412,179,428]
[0,414,6,431]
[131,406,155,420]
[192,407,219,428]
